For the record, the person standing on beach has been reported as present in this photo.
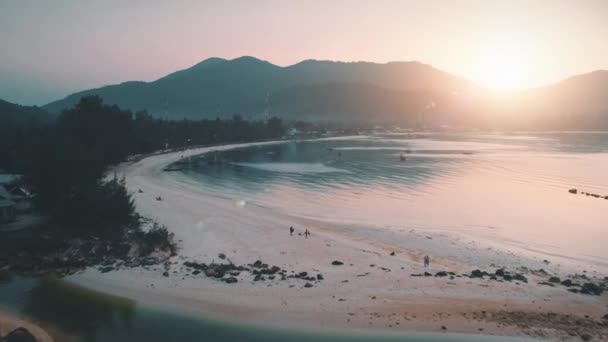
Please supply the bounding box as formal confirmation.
[304,229,310,239]
[423,255,430,268]
[290,226,294,236]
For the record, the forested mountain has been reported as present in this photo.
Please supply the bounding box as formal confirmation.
[43,57,468,123]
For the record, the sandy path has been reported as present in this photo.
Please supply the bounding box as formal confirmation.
[69,140,608,340]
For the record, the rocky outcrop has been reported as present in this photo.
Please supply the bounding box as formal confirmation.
[183,258,323,285]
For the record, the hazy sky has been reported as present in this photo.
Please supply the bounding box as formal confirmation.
[1,0,607,105]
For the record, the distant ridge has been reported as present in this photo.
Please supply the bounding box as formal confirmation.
[42,57,608,128]
[43,57,467,123]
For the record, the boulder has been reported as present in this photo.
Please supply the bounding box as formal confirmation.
[317,274,324,280]
[252,260,263,268]
[99,266,114,273]
[568,189,577,194]
[304,282,313,288]
[5,327,37,342]
[513,274,528,283]
[495,269,505,277]
[224,277,238,284]
[331,260,344,266]
[424,272,432,277]
[470,269,485,278]
[548,276,561,283]
[561,279,573,287]
[435,271,448,277]
[162,271,169,277]
[503,274,513,281]
[389,252,395,256]
[581,283,603,296]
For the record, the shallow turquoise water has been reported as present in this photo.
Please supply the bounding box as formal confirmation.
[0,277,533,342]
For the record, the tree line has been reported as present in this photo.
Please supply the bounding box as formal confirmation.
[1,96,286,236]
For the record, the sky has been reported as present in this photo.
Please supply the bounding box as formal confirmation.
[1,0,608,105]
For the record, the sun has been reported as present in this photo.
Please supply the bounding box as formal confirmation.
[476,44,530,90]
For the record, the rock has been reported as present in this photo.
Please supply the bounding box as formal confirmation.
[495,269,505,277]
[5,327,37,342]
[441,325,447,331]
[602,314,608,320]
[317,274,324,280]
[568,188,578,194]
[580,333,592,341]
[513,274,528,283]
[304,282,313,288]
[435,271,448,277]
[581,283,603,296]
[99,266,114,273]
[218,253,226,260]
[548,276,561,283]
[424,272,432,277]
[539,282,555,287]
[192,270,200,275]
[224,277,238,284]
[470,269,485,278]
[252,260,263,268]
[561,279,573,287]
[331,260,344,266]
[162,271,169,277]
[568,288,580,293]
[503,274,513,281]
[390,252,395,256]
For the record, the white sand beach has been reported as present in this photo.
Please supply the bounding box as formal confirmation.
[69,140,608,340]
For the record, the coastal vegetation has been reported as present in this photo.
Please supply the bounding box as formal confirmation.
[0,95,288,277]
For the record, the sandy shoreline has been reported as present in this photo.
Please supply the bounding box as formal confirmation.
[68,140,608,341]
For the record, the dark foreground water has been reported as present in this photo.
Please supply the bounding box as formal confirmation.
[0,276,532,342]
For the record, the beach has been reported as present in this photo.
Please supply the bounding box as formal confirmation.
[68,139,608,341]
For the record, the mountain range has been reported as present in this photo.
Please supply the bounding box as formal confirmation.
[14,57,608,128]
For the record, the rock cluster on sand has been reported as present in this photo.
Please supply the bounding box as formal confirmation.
[182,257,324,286]
[568,188,608,200]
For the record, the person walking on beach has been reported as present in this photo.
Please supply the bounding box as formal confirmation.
[304,229,310,239]
[290,226,294,236]
[423,255,430,268]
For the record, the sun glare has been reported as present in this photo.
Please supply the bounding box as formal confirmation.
[476,43,530,90]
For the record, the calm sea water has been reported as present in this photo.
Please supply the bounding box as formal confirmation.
[0,277,530,342]
[180,132,608,268]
